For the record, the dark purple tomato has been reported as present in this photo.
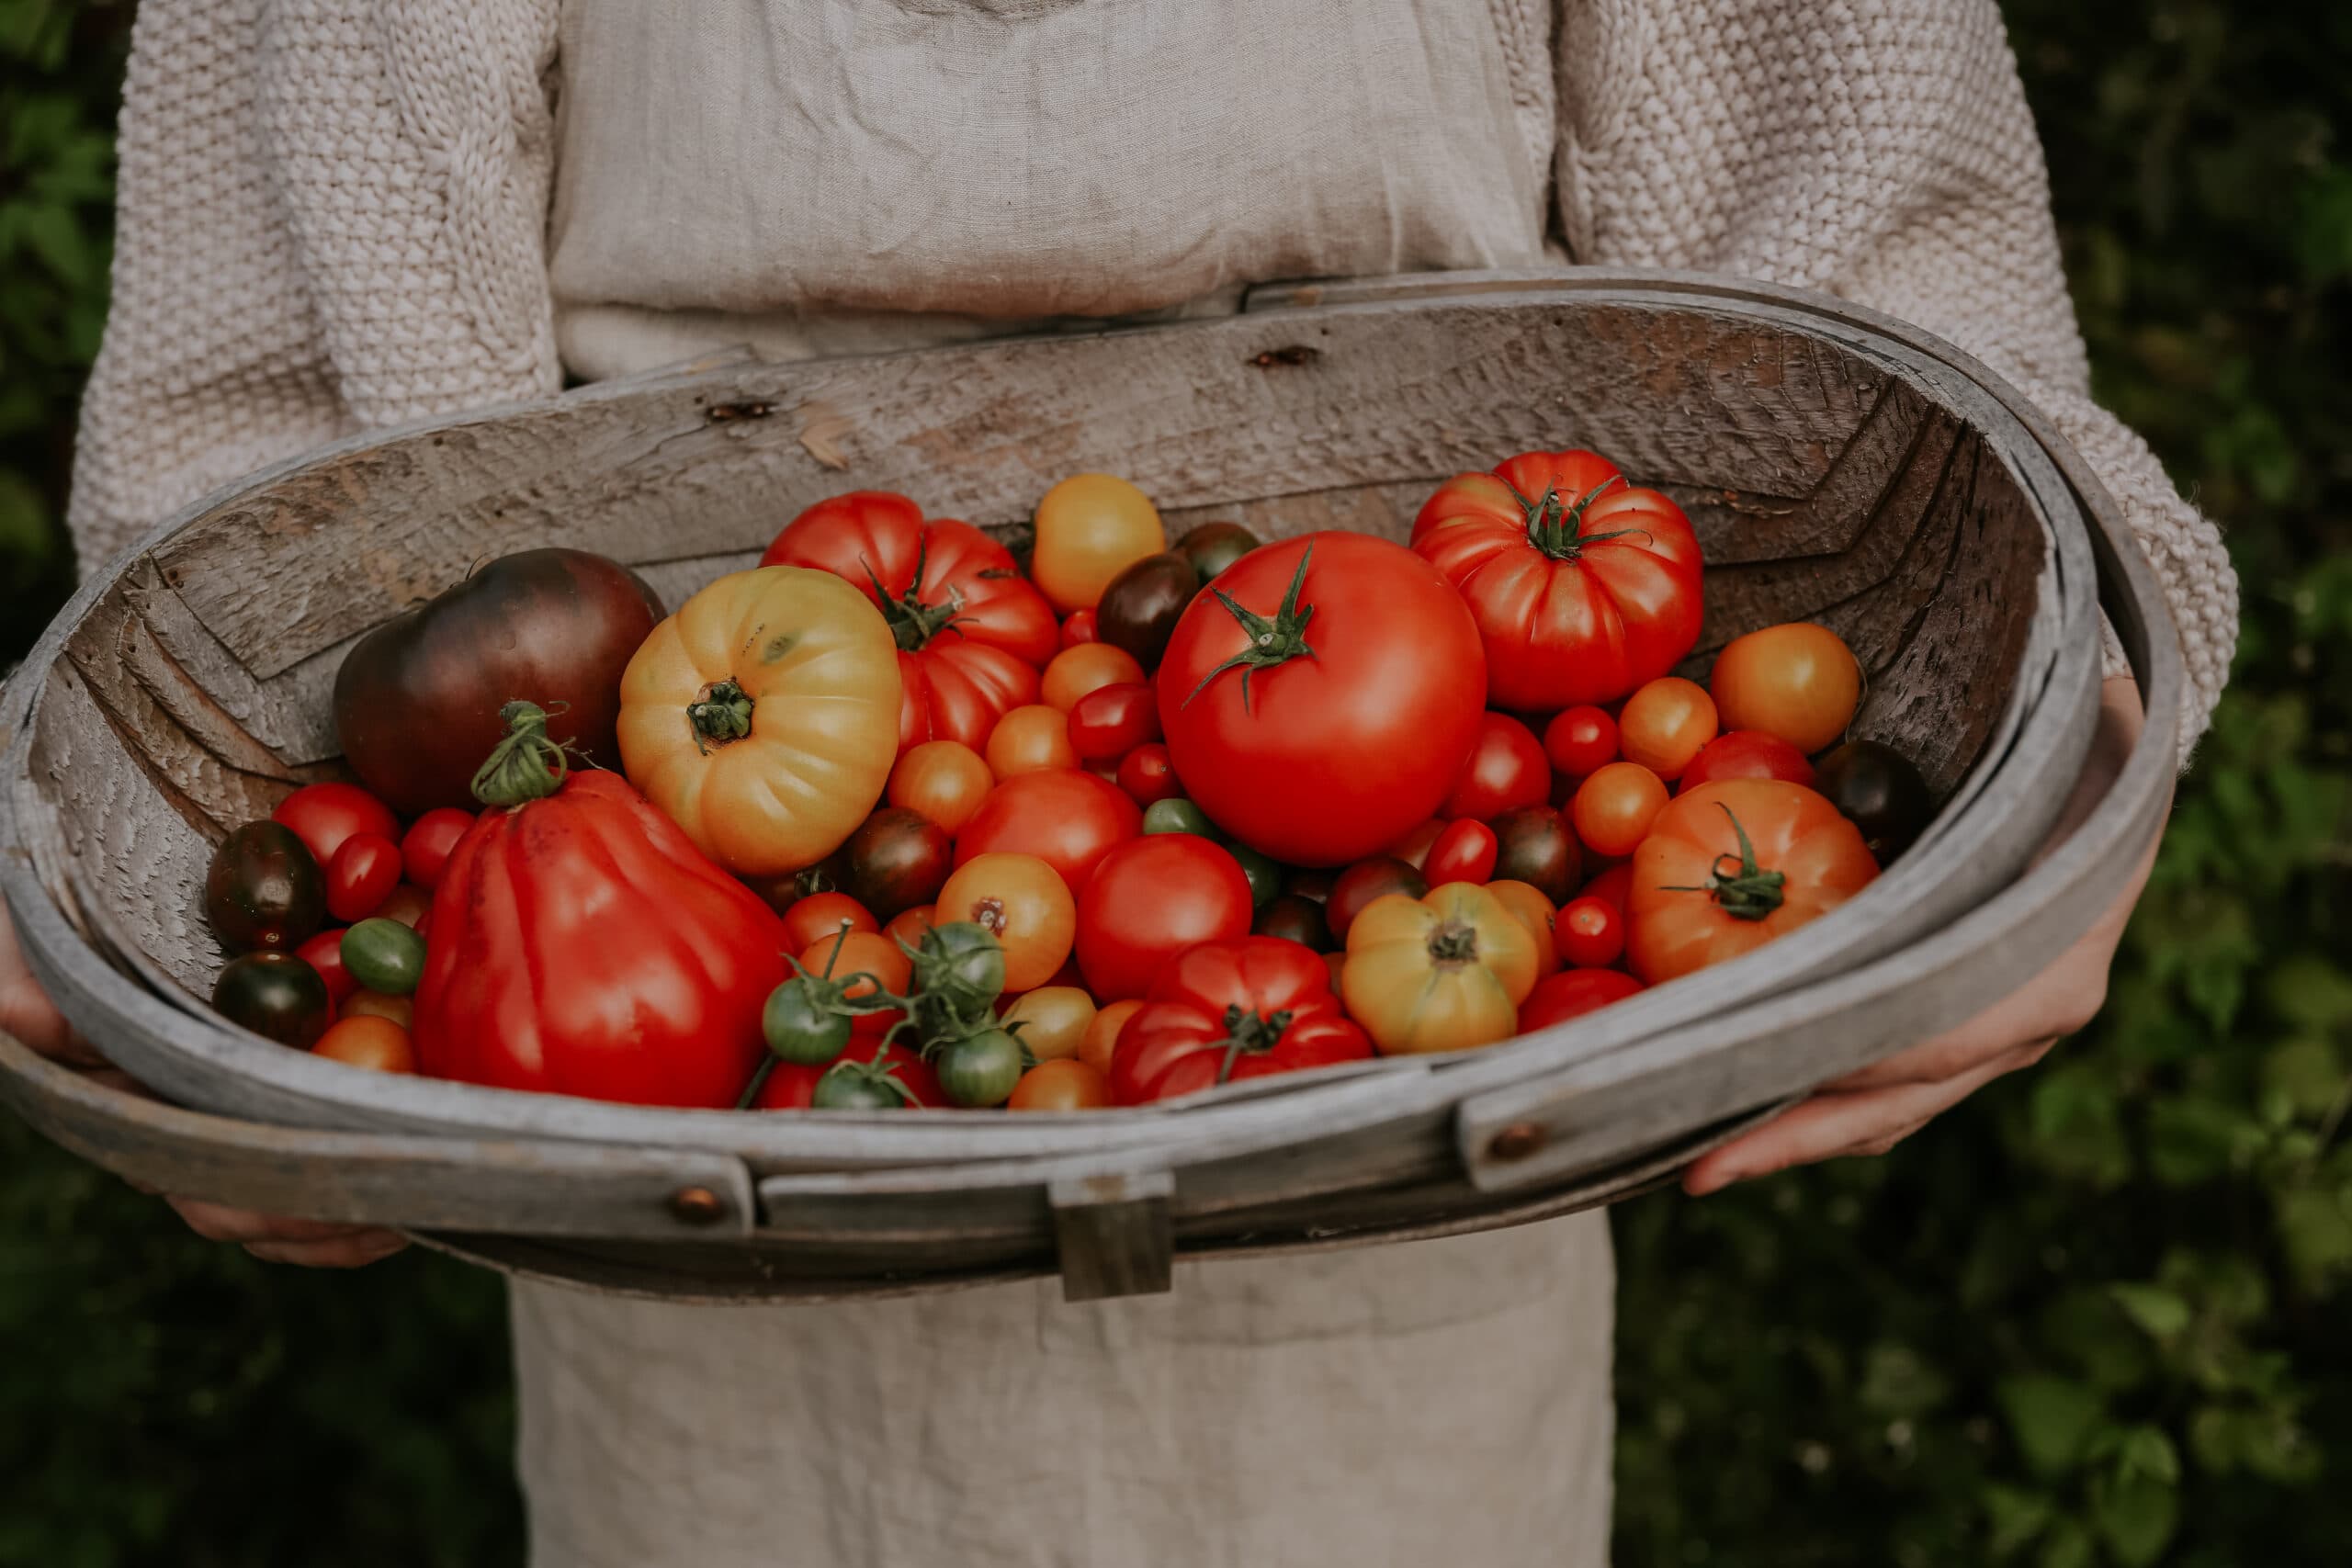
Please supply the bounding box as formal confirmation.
[205,822,326,953]
[1490,805,1581,904]
[1173,522,1263,586]
[842,807,954,920]
[1252,892,1334,953]
[212,952,334,1047]
[1095,553,1199,671]
[1813,740,1934,863]
[1325,856,1429,944]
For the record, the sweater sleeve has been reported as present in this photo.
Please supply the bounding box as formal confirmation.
[68,0,562,579]
[1554,0,2237,758]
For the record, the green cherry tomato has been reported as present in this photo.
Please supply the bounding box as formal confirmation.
[1143,797,1216,837]
[211,952,334,1047]
[936,1028,1026,1109]
[910,921,1008,1012]
[811,1067,911,1111]
[205,821,326,953]
[763,977,853,1066]
[1226,841,1282,908]
[340,917,426,997]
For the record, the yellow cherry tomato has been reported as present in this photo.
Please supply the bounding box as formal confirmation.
[1341,882,1540,1055]
[934,852,1076,992]
[1031,474,1167,615]
[888,740,994,834]
[1080,998,1144,1075]
[1001,985,1098,1063]
[1040,643,1147,713]
[1483,879,1562,977]
[618,567,902,877]
[1709,623,1862,755]
[985,705,1079,780]
[1010,1057,1114,1111]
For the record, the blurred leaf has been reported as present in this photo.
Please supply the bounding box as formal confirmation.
[1984,1483,2056,1557]
[2274,1186,2352,1288]
[1998,1375,2107,1478]
[2093,1472,2181,1567]
[2108,1283,2193,1342]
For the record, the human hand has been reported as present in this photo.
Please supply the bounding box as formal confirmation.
[1683,676,2159,1195]
[3,907,408,1267]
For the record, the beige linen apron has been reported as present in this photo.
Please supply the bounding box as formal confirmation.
[523,5,1611,1563]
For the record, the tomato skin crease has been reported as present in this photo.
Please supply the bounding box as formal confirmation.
[1109,937,1371,1104]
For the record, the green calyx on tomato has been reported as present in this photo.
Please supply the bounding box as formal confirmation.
[1519,479,1651,562]
[1212,1003,1295,1085]
[810,1049,922,1110]
[1427,919,1483,964]
[470,700,578,806]
[684,679,755,751]
[741,924,895,1105]
[1182,543,1317,713]
[1662,803,1787,921]
[934,1026,1025,1108]
[858,542,971,653]
[899,920,1008,1022]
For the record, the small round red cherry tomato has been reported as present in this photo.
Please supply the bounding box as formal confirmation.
[1618,677,1718,780]
[271,782,399,869]
[1066,681,1162,763]
[399,807,476,890]
[1115,742,1183,807]
[1679,730,1819,793]
[1442,714,1551,820]
[1424,820,1499,886]
[1555,895,1625,969]
[1519,967,1645,1031]
[1060,608,1100,649]
[324,832,402,924]
[293,927,357,1006]
[1543,705,1619,779]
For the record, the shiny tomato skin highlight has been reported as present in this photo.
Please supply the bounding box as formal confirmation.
[1075,835,1254,1002]
[1442,713,1552,820]
[952,769,1142,897]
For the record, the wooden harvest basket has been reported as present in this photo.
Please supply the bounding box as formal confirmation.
[0,272,2178,1302]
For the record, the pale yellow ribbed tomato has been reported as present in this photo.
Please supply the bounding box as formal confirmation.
[618,567,901,877]
[1340,882,1541,1055]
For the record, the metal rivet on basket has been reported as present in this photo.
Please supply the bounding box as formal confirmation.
[667,1186,727,1226]
[1487,1122,1548,1164]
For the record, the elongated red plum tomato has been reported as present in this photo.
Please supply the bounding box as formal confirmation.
[1618,677,1718,781]
[1424,819,1499,886]
[400,807,477,890]
[1488,806,1581,905]
[1519,967,1645,1031]
[1442,713,1551,820]
[1075,835,1254,1001]
[953,769,1142,897]
[271,783,399,871]
[1412,451,1704,709]
[1324,856,1429,945]
[1067,682,1161,763]
[1156,533,1485,865]
[1544,705,1619,779]
[763,492,1058,755]
[1709,623,1862,756]
[324,832,402,924]
[332,551,663,815]
[1115,742,1182,807]
[1679,730,1818,794]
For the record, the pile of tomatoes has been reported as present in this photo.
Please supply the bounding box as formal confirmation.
[197,447,1934,1116]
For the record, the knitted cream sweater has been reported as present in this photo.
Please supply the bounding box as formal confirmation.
[72,0,2236,746]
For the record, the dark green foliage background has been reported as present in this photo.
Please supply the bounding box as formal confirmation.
[2,3,2346,1562]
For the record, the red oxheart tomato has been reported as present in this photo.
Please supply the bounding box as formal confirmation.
[1414,457,1704,710]
[1442,713,1551,820]
[763,491,1058,754]
[1067,681,1161,763]
[272,782,399,870]
[1075,835,1253,1001]
[1680,729,1819,793]
[1544,705,1620,779]
[753,1038,943,1111]
[1410,450,1626,541]
[1425,819,1499,886]
[400,808,477,890]
[324,833,402,924]
[415,768,790,1108]
[953,768,1141,897]
[1109,936,1373,1104]
[1157,533,1485,866]
[1115,742,1182,807]
[1520,967,1645,1031]
[1627,780,1879,985]
[1555,895,1626,969]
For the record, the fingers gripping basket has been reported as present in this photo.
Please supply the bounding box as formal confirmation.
[0,272,2178,1303]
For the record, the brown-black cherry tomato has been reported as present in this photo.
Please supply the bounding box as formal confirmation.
[1172,521,1263,586]
[1325,856,1429,944]
[212,951,335,1047]
[1252,892,1335,953]
[1094,552,1199,671]
[1813,740,1934,863]
[1489,805,1581,905]
[842,807,955,920]
[205,821,326,953]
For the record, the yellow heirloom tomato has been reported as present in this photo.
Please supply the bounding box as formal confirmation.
[1340,882,1541,1055]
[619,567,901,878]
[1030,473,1166,615]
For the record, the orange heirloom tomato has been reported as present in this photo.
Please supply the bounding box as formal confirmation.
[1709,623,1862,755]
[888,740,995,833]
[618,567,901,878]
[1483,879,1562,977]
[1010,1058,1114,1111]
[1041,642,1147,713]
[1001,986,1098,1062]
[1080,998,1144,1075]
[1341,882,1540,1055]
[1627,780,1879,985]
[985,705,1079,780]
[1031,474,1167,615]
[934,852,1077,992]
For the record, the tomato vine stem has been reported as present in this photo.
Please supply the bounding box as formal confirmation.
[1660,803,1788,920]
[1214,1004,1296,1084]
[1182,543,1318,713]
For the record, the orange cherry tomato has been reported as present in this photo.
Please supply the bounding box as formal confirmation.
[1010,1058,1114,1111]
[1000,986,1098,1062]
[1571,762,1670,858]
[985,705,1079,780]
[341,990,413,1029]
[888,740,996,834]
[1544,705,1619,778]
[1483,879,1561,976]
[1080,998,1145,1075]
[1617,677,1718,781]
[884,903,937,950]
[799,929,912,1038]
[781,891,879,953]
[1555,895,1625,969]
[1709,623,1862,754]
[311,1014,417,1074]
[1041,642,1147,713]
[934,852,1077,992]
[1031,473,1167,615]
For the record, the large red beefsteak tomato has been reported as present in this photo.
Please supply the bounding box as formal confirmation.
[1109,936,1372,1104]
[1412,451,1704,710]
[414,711,790,1108]
[1155,532,1485,866]
[763,491,1058,752]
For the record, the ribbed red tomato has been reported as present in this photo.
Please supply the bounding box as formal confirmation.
[1413,452,1704,710]
[1155,533,1485,866]
[763,491,1057,753]
[1109,937,1372,1104]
